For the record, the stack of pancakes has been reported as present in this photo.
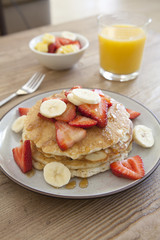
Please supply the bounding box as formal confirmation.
[22,91,133,178]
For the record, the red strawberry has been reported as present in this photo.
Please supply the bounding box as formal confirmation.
[92,89,104,96]
[78,97,108,128]
[65,85,82,97]
[92,89,112,107]
[69,115,97,128]
[54,37,62,49]
[48,43,56,53]
[71,40,81,49]
[55,102,76,122]
[126,108,141,119]
[12,140,32,173]
[57,37,73,46]
[55,121,86,151]
[18,108,30,116]
[42,96,68,103]
[37,112,55,122]
[42,97,52,102]
[110,155,145,180]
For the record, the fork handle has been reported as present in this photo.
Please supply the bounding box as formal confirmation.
[0,93,17,107]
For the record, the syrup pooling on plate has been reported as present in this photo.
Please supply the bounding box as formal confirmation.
[11,87,154,189]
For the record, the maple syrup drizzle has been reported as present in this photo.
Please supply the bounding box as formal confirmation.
[79,178,88,188]
[65,180,76,189]
[25,168,35,177]
[26,120,41,131]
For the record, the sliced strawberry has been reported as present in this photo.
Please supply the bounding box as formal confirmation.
[126,108,141,119]
[78,97,108,128]
[55,121,86,151]
[92,89,112,107]
[42,97,51,102]
[57,37,73,46]
[48,43,56,53]
[69,115,97,128]
[71,40,81,49]
[54,37,62,49]
[65,85,82,97]
[110,155,145,180]
[92,89,104,96]
[18,108,30,116]
[12,140,32,173]
[37,112,55,122]
[55,102,76,122]
[42,96,68,103]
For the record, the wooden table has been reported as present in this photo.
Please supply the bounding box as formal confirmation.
[0,16,160,240]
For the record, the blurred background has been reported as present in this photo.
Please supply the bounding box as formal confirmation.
[0,0,160,35]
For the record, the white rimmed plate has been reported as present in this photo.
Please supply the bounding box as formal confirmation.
[0,89,160,199]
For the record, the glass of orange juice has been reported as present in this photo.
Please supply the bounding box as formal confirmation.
[98,13,151,81]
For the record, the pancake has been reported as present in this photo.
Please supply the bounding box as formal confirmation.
[23,91,132,159]
[22,90,133,178]
[32,147,131,177]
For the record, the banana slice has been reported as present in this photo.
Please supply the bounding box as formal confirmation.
[85,150,107,161]
[72,89,101,104]
[61,31,76,41]
[42,33,56,44]
[56,44,79,54]
[67,92,84,106]
[11,115,27,133]
[40,99,66,118]
[43,162,71,188]
[133,125,154,148]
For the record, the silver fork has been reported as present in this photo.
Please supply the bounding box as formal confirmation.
[0,72,45,107]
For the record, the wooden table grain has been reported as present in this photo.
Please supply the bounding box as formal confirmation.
[0,16,160,240]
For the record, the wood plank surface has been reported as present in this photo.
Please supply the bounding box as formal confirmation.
[0,13,160,240]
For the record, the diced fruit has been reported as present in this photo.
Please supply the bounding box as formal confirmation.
[37,112,55,122]
[67,92,84,106]
[133,125,154,148]
[72,88,101,104]
[35,42,48,52]
[110,155,145,180]
[42,97,53,102]
[18,108,30,116]
[126,108,141,119]
[92,89,104,96]
[71,40,81,49]
[48,43,56,53]
[103,96,112,108]
[54,37,62,49]
[56,44,79,54]
[43,162,71,188]
[65,85,82,97]
[55,102,76,122]
[12,140,32,173]
[61,31,76,41]
[40,99,67,118]
[55,121,86,151]
[69,115,97,128]
[42,33,55,44]
[78,97,108,128]
[92,89,112,107]
[42,96,68,103]
[11,115,26,133]
[57,37,73,45]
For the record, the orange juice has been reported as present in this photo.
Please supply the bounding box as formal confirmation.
[98,25,146,75]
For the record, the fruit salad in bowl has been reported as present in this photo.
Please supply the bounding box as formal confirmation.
[29,31,89,70]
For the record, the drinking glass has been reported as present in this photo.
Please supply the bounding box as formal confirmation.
[98,12,151,81]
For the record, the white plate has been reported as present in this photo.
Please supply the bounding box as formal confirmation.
[0,89,160,199]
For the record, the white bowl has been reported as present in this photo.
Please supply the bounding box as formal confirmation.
[29,32,89,70]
